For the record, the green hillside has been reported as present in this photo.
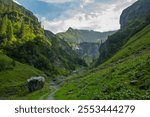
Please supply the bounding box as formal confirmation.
[55,24,150,100]
[0,0,86,99]
[0,53,49,99]
[1,0,150,100]
[0,0,85,76]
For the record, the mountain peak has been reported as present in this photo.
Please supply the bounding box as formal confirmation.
[67,27,74,32]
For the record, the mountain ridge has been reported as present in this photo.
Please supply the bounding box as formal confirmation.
[57,27,115,43]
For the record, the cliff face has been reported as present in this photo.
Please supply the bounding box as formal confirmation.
[77,42,100,58]
[97,0,150,65]
[76,42,100,65]
[57,28,115,65]
[120,0,150,28]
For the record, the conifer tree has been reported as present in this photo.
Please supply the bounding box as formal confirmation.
[7,20,14,41]
[0,15,8,38]
[20,21,25,38]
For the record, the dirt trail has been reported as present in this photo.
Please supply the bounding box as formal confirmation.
[47,68,86,100]
[48,80,60,100]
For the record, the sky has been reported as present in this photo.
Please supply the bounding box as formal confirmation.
[14,0,137,34]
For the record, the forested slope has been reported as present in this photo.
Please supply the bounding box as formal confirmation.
[0,0,85,99]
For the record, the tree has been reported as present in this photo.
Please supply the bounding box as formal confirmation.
[0,15,8,38]
[7,20,14,41]
[11,59,16,67]
[20,21,25,38]
[30,23,34,34]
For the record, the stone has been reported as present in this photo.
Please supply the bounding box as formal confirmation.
[27,76,45,92]
[130,80,138,85]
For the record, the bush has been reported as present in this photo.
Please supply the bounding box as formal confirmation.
[0,60,13,71]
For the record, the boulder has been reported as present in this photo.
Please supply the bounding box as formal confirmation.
[27,76,45,92]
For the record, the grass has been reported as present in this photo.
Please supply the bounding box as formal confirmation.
[55,24,150,100]
[15,81,50,100]
[0,53,50,100]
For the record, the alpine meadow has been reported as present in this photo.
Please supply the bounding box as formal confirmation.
[0,0,150,100]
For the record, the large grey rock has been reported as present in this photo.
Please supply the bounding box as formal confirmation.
[27,76,45,92]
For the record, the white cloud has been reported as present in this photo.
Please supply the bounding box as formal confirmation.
[13,0,22,5]
[81,0,94,8]
[39,0,75,4]
[39,0,94,4]
[40,0,137,33]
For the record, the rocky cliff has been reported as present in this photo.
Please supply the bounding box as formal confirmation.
[97,0,150,65]
[76,42,100,65]
[57,28,115,65]
[120,0,150,28]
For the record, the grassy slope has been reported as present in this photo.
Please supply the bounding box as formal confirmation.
[55,24,150,100]
[0,53,49,99]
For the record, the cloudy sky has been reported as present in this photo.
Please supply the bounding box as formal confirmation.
[14,0,137,33]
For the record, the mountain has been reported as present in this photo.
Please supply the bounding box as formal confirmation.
[120,0,150,29]
[96,0,150,65]
[57,28,115,65]
[44,30,87,70]
[55,20,150,100]
[76,42,100,65]
[0,0,86,99]
[1,0,149,100]
[0,0,85,76]
[55,0,150,99]
[57,27,115,43]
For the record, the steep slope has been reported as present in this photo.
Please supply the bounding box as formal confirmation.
[120,0,150,28]
[0,0,85,77]
[76,42,100,65]
[55,23,150,100]
[57,28,115,65]
[0,53,49,99]
[0,0,86,99]
[97,0,150,65]
[45,30,87,71]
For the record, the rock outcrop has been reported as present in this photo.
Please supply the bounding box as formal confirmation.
[97,0,150,65]
[27,76,45,92]
[77,42,100,58]
[120,0,150,28]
